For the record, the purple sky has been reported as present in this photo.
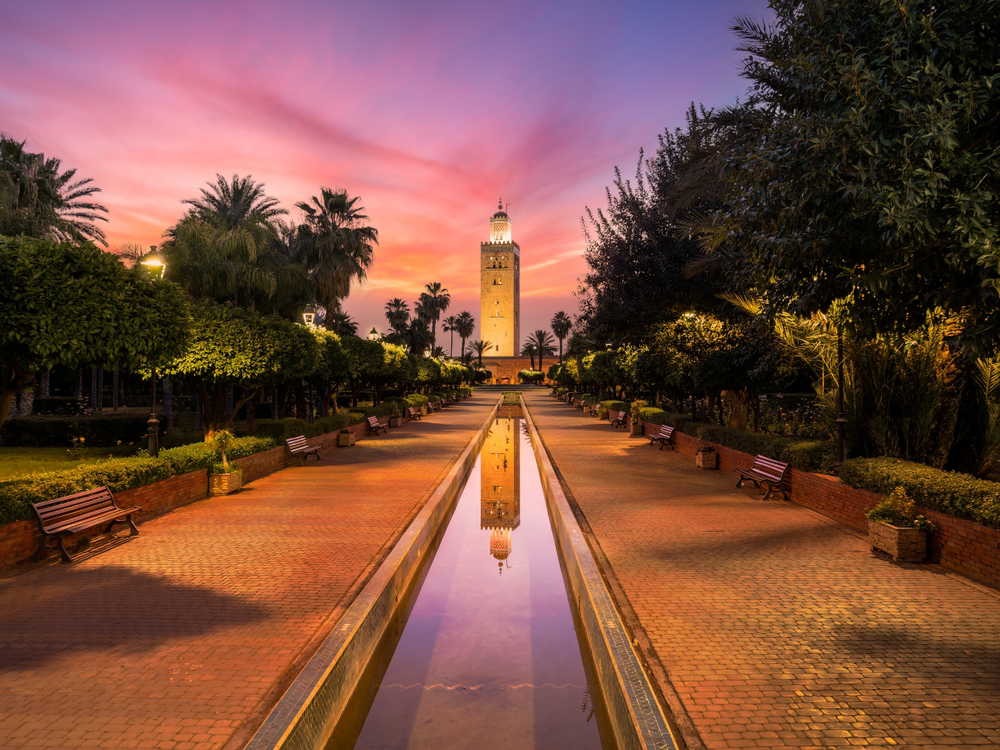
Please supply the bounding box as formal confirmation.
[1,0,772,346]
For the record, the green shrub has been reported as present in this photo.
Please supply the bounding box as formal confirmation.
[600,400,628,415]
[347,411,368,426]
[841,457,1000,530]
[865,486,935,532]
[406,394,430,409]
[251,418,309,440]
[458,386,473,398]
[1,414,151,447]
[695,424,835,473]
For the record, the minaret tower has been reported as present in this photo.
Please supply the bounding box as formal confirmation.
[480,199,520,357]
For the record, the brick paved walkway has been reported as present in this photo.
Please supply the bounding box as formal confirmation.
[524,392,1000,750]
[0,396,494,750]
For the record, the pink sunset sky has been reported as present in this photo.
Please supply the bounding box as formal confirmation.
[1,0,771,345]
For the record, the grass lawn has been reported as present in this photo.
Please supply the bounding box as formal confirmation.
[0,445,140,481]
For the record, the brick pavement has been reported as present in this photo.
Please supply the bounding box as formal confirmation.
[0,395,494,750]
[524,392,1000,750]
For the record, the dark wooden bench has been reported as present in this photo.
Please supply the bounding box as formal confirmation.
[735,455,790,501]
[366,416,388,435]
[407,406,422,421]
[589,402,600,417]
[575,399,586,410]
[31,486,140,563]
[610,410,627,428]
[286,435,321,464]
[647,424,675,450]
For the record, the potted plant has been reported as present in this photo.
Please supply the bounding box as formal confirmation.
[209,429,243,495]
[338,426,356,446]
[695,438,717,469]
[388,405,403,428]
[866,486,934,562]
[630,400,648,436]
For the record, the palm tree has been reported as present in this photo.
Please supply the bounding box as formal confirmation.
[551,311,572,362]
[521,343,538,370]
[0,135,109,244]
[385,298,410,336]
[455,311,475,357]
[470,340,493,368]
[183,173,286,229]
[325,308,358,337]
[419,282,450,351]
[443,315,458,356]
[405,317,433,355]
[525,329,557,372]
[296,187,378,330]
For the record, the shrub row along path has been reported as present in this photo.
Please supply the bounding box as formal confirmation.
[524,391,1000,750]
[0,394,495,750]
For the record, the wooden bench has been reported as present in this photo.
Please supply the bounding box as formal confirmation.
[575,399,586,410]
[366,416,388,435]
[407,406,422,421]
[647,424,675,450]
[610,410,627,428]
[31,486,140,563]
[286,435,321,464]
[735,455,790,501]
[589,403,600,417]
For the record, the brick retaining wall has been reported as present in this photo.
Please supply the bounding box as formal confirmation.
[641,419,1000,590]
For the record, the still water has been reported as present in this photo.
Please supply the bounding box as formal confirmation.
[330,417,613,750]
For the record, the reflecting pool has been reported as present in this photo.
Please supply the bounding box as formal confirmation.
[330,417,613,749]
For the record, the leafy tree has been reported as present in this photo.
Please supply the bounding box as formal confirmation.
[310,328,349,416]
[325,308,358,337]
[340,336,385,407]
[0,135,109,245]
[709,1,1000,348]
[551,311,572,362]
[443,315,458,356]
[385,298,410,338]
[165,303,317,438]
[419,282,450,351]
[296,188,377,328]
[0,237,190,428]
[182,173,286,229]
[454,311,475,357]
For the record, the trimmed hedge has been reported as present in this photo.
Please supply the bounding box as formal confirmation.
[695,424,835,473]
[639,407,713,434]
[841,457,1000,530]
[600,400,628,415]
[1,414,151,447]
[0,436,277,525]
[406,394,430,409]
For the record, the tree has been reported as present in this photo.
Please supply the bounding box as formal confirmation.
[182,173,286,229]
[709,1,1000,348]
[551,311,572,362]
[385,298,410,337]
[418,282,450,351]
[470,339,492,367]
[325,308,358,337]
[521,343,537,370]
[296,188,377,328]
[0,135,109,245]
[1,237,190,428]
[443,315,458,356]
[454,311,475,357]
[525,329,556,373]
[165,303,318,438]
[310,328,349,416]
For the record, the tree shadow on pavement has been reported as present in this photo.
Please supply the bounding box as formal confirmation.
[0,564,269,670]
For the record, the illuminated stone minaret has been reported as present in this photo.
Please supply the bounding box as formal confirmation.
[480,199,520,357]
[481,417,520,564]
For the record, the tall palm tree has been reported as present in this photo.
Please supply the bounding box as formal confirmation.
[385,298,410,336]
[325,308,358,337]
[551,311,572,362]
[296,187,378,329]
[521,343,538,370]
[418,282,450,351]
[443,315,458,356]
[405,317,433,355]
[183,173,286,229]
[455,311,475,357]
[526,329,557,372]
[0,135,109,244]
[470,340,493,368]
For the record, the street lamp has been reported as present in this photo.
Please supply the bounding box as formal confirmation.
[140,246,166,278]
[367,327,380,341]
[302,304,318,328]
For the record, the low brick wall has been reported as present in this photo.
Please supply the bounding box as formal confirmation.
[640,419,1000,590]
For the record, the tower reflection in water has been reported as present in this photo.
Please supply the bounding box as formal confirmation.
[481,417,521,573]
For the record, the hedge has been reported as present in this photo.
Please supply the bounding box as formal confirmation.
[405,394,430,409]
[695,424,835,473]
[0,436,277,525]
[840,457,1000,530]
[1,414,151,447]
[600,400,628,415]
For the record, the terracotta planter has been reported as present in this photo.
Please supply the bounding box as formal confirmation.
[209,471,243,495]
[868,521,927,562]
[695,451,717,469]
[630,421,643,437]
[338,431,356,447]
[389,416,402,428]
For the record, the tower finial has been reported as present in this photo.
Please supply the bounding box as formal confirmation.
[498,197,503,211]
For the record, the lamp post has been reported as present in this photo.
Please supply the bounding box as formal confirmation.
[139,247,166,457]
[834,328,847,475]
[302,304,318,328]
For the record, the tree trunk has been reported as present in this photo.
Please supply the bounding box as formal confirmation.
[163,376,173,434]
[195,393,202,431]
[276,385,287,419]
[96,368,104,412]
[39,369,50,398]
[245,388,255,435]
[74,366,83,402]
[112,367,119,411]
[225,388,234,423]
[271,386,278,419]
[90,368,98,409]
[295,382,306,420]
[725,389,750,429]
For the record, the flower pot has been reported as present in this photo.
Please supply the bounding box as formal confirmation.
[630,421,643,437]
[868,521,927,562]
[209,471,243,495]
[338,431,356,447]
[695,451,717,469]
[389,416,402,428]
